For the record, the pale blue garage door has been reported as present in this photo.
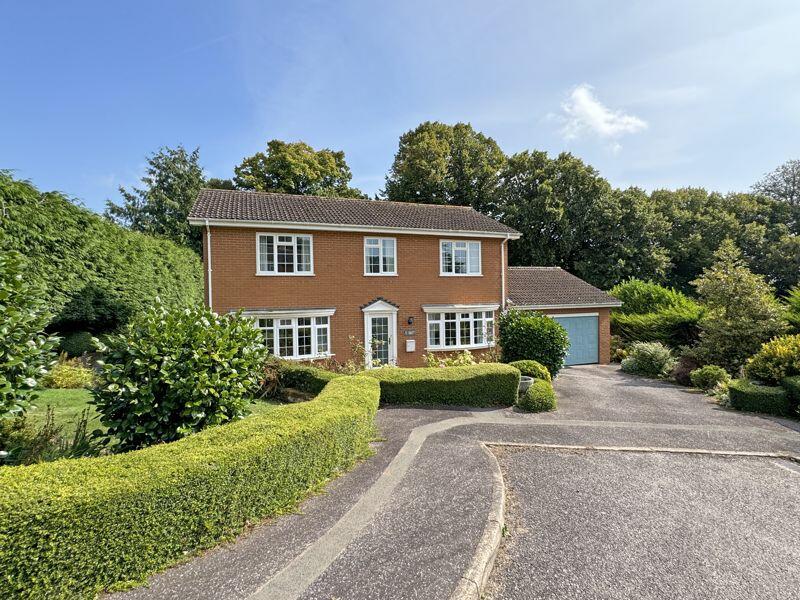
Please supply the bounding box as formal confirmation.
[552,315,599,365]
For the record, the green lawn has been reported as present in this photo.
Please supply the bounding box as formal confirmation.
[27,389,278,437]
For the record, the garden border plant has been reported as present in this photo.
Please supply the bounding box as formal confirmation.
[0,375,380,599]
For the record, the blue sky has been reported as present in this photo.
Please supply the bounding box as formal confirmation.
[2,1,799,212]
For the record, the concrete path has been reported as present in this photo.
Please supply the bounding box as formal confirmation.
[110,366,800,600]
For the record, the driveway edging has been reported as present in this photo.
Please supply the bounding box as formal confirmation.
[449,443,506,600]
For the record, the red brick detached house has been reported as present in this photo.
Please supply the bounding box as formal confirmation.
[188,189,620,367]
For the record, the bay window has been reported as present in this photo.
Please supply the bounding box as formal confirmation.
[426,310,495,349]
[256,314,331,359]
[257,233,313,275]
[440,240,481,275]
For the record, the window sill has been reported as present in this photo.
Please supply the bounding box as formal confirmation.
[363,273,399,277]
[279,353,335,361]
[438,273,483,277]
[424,343,495,351]
[255,272,315,277]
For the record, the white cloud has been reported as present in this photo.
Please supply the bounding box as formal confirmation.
[558,84,647,149]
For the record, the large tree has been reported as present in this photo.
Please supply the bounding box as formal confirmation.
[383,121,506,214]
[233,140,365,198]
[752,159,800,234]
[106,145,205,253]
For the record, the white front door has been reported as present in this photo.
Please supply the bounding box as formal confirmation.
[365,312,396,367]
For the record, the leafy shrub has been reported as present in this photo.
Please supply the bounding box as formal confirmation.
[610,335,627,363]
[58,330,95,357]
[620,342,676,378]
[499,309,569,376]
[0,249,57,417]
[92,302,268,450]
[422,349,478,368]
[611,304,702,348]
[364,363,520,407]
[744,335,800,385]
[689,365,730,391]
[0,172,202,336]
[0,375,379,599]
[41,357,96,389]
[610,278,695,315]
[727,379,792,416]
[0,408,104,466]
[781,376,800,409]
[516,378,557,412]
[786,286,800,333]
[671,348,703,386]
[508,360,551,382]
[280,362,343,395]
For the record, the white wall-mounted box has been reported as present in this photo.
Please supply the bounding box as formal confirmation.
[405,339,416,353]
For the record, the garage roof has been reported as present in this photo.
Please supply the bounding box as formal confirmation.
[507,267,622,309]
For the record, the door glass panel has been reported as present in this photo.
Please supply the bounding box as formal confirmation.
[370,316,390,365]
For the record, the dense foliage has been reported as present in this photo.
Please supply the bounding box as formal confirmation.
[689,365,730,391]
[508,359,552,382]
[516,378,557,412]
[499,310,570,376]
[280,362,343,395]
[92,302,267,450]
[234,139,365,198]
[105,146,206,252]
[786,286,800,333]
[41,362,95,389]
[610,279,694,315]
[0,172,203,336]
[620,342,676,378]
[0,249,57,417]
[364,364,520,407]
[0,375,379,599]
[383,121,506,215]
[744,335,800,385]
[727,379,792,416]
[692,240,786,372]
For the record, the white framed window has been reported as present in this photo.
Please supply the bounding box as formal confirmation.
[426,310,495,349]
[364,237,397,275]
[440,240,481,276]
[256,233,313,275]
[255,314,331,359]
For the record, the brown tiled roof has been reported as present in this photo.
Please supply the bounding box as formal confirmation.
[188,189,519,236]
[507,267,621,308]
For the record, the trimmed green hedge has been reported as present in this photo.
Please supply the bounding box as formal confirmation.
[781,376,800,411]
[0,376,379,599]
[508,359,551,382]
[516,378,557,412]
[364,363,520,407]
[611,304,702,348]
[0,172,202,334]
[727,379,792,416]
[280,362,343,394]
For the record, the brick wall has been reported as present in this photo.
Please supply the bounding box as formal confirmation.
[204,226,506,367]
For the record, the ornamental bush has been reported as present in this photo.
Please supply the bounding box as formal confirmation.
[516,378,557,412]
[744,335,800,385]
[620,341,675,378]
[508,360,551,382]
[280,362,343,394]
[0,375,379,599]
[0,249,57,417]
[92,301,268,450]
[41,362,96,389]
[781,376,800,409]
[364,363,520,407]
[499,310,569,376]
[689,365,730,391]
[610,278,695,315]
[727,379,792,416]
[611,304,702,348]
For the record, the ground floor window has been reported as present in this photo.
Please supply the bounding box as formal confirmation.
[256,315,330,359]
[426,310,494,349]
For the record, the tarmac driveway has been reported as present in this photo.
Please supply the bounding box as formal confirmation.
[112,366,800,600]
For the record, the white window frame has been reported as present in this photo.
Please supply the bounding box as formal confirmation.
[424,306,496,350]
[363,236,398,276]
[253,309,334,360]
[440,240,482,276]
[255,232,314,276]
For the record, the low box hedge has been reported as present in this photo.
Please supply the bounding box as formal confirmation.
[727,379,792,416]
[0,375,379,599]
[781,376,800,412]
[363,363,520,407]
[280,362,343,394]
[516,378,557,412]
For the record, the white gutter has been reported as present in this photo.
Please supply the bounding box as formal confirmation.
[205,219,213,310]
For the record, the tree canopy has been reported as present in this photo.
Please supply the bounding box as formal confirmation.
[383,122,506,214]
[233,140,365,198]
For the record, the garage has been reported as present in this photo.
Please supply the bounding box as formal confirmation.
[552,314,599,365]
[506,267,622,365]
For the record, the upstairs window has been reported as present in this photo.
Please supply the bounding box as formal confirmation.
[440,240,481,275]
[364,237,397,275]
[257,233,313,275]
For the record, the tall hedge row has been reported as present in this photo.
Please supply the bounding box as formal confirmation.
[0,375,380,599]
[0,172,202,333]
